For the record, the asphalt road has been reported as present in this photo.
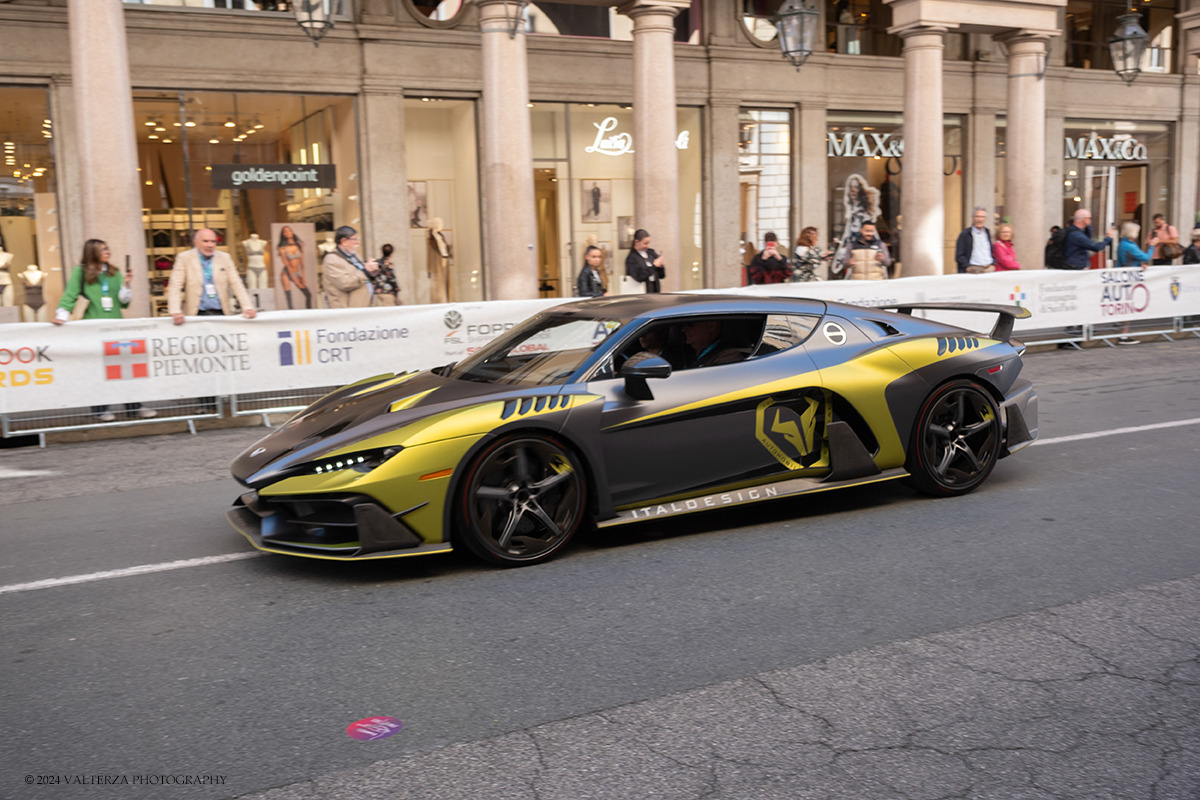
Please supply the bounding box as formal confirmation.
[1,337,1199,799]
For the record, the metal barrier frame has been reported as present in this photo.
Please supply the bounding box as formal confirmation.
[1,398,224,445]
[228,385,340,427]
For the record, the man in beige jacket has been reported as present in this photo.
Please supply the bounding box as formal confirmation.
[322,226,378,309]
[167,229,257,325]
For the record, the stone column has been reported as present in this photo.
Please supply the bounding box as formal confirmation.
[68,0,149,316]
[476,0,537,301]
[620,0,689,292]
[999,32,1049,271]
[705,100,741,288]
[896,25,946,276]
[968,108,997,229]
[1044,112,1065,240]
[357,89,413,301]
[796,100,829,274]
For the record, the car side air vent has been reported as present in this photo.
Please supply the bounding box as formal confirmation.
[500,395,567,420]
[868,319,901,337]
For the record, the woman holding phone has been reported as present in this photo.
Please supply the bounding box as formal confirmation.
[625,229,665,293]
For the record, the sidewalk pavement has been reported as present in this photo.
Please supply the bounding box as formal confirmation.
[241,574,1200,800]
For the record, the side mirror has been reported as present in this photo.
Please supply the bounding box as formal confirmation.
[621,355,671,400]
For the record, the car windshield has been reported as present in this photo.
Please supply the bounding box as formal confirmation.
[451,315,627,386]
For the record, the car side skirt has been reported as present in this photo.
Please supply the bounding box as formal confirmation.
[597,467,909,528]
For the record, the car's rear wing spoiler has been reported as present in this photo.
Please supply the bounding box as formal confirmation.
[882,302,1031,343]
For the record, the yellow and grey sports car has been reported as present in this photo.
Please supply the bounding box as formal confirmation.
[228,294,1037,566]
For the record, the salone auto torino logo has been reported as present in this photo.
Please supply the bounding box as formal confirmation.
[1100,268,1150,317]
[755,396,823,471]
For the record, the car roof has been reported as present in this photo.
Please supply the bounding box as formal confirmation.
[549,293,829,320]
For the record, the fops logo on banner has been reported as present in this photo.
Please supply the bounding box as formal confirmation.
[103,340,149,380]
[278,330,313,366]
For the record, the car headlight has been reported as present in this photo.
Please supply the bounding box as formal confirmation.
[306,446,404,476]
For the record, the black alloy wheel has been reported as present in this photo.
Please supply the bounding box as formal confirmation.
[907,379,1001,497]
[457,435,586,566]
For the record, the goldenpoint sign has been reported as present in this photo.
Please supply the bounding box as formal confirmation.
[825,132,1148,161]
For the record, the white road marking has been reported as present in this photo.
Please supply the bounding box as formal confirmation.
[4,416,1200,596]
[0,552,262,595]
[0,467,58,479]
[1032,416,1200,447]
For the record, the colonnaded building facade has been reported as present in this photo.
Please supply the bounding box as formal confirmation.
[2,0,1200,318]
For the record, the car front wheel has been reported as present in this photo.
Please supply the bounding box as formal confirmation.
[457,434,586,566]
[907,379,1001,497]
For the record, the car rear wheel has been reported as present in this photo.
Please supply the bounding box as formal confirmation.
[457,434,586,566]
[906,379,1001,497]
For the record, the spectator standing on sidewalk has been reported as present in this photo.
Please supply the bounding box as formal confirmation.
[955,207,994,273]
[168,228,257,413]
[1149,214,1180,265]
[576,246,606,297]
[54,238,155,421]
[992,224,1021,271]
[370,243,401,306]
[791,227,830,282]
[1183,230,1200,265]
[168,228,257,325]
[747,232,792,284]
[1063,209,1116,270]
[1114,221,1159,345]
[324,226,379,308]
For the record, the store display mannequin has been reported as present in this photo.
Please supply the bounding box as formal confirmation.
[21,264,49,322]
[427,217,452,304]
[318,234,337,257]
[242,234,269,290]
[0,247,13,306]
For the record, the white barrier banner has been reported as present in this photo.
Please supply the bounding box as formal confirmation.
[2,267,1199,415]
[0,298,563,415]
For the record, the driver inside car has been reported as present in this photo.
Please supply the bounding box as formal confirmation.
[681,319,748,368]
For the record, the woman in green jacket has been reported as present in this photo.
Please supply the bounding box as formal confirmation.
[54,239,156,421]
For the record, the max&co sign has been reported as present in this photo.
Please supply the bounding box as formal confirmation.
[1062,136,1148,161]
[825,131,1149,162]
[210,164,338,190]
[826,133,904,158]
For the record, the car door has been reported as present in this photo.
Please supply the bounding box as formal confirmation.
[587,313,824,508]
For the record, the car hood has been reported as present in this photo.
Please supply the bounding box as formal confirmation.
[230,370,530,486]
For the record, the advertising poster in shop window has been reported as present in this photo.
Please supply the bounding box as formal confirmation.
[409,182,428,229]
[582,180,611,223]
[270,222,320,312]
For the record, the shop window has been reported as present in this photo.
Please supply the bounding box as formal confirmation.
[1,86,60,323]
[125,2,294,11]
[528,103,704,298]
[1060,119,1172,236]
[739,109,792,263]
[822,0,965,59]
[1066,0,1177,73]
[741,0,783,43]
[405,0,467,28]
[132,91,359,316]
[826,111,964,275]
[522,0,700,42]
[404,98,482,303]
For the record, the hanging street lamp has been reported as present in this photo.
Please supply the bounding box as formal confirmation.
[294,0,344,47]
[1108,11,1150,84]
[775,0,820,70]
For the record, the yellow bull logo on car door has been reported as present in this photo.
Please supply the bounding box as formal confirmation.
[755,394,825,471]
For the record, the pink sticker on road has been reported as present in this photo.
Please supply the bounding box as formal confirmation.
[346,716,403,741]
